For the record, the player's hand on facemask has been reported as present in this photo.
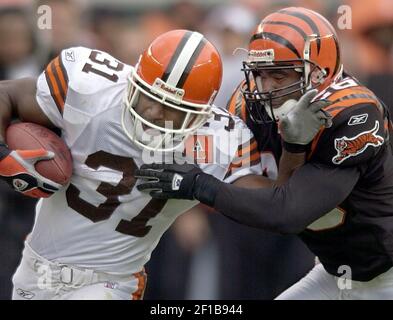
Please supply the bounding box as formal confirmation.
[0,143,61,198]
[279,89,332,152]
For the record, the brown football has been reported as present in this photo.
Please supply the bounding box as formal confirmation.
[5,122,73,186]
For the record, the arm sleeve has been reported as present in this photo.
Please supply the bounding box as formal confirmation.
[223,135,261,184]
[213,162,360,234]
[311,103,386,167]
[35,46,94,130]
[226,80,247,121]
[36,48,81,129]
[221,114,262,184]
[36,65,66,130]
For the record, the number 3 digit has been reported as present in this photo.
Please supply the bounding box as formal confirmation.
[66,151,167,237]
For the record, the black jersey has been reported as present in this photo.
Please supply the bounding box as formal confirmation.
[225,74,393,281]
[301,75,393,281]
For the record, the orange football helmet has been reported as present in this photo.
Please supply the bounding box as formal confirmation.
[122,29,222,151]
[242,7,343,124]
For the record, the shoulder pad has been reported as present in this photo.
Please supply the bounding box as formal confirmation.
[226,80,247,121]
[315,75,384,120]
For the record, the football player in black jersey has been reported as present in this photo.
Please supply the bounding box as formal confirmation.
[136,7,393,299]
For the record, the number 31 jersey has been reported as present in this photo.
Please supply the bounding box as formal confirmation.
[29,47,261,276]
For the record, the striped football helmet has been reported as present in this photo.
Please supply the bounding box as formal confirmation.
[241,7,343,124]
[122,29,222,152]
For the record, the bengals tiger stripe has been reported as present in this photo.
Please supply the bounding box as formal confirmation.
[224,137,260,179]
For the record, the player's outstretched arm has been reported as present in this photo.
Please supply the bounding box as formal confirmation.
[211,163,359,234]
[136,161,359,234]
[228,150,307,189]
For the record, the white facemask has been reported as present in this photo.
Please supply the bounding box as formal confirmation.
[121,69,212,152]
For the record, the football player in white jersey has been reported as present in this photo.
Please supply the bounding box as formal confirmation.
[0,29,327,300]
[0,29,258,300]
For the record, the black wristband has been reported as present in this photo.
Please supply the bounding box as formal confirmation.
[192,173,222,207]
[282,141,309,153]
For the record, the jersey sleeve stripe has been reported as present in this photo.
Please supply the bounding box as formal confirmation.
[51,58,66,100]
[44,56,69,114]
[224,154,261,180]
[229,138,259,166]
[328,94,378,107]
[56,56,69,96]
[326,98,381,118]
[227,98,247,121]
[327,86,377,102]
[227,81,248,121]
[45,66,63,112]
[241,102,246,121]
[224,148,260,179]
[231,150,261,166]
[234,153,260,167]
[326,86,361,101]
[227,97,236,115]
[240,137,258,151]
[237,138,258,157]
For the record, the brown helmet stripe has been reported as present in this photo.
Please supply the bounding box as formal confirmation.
[251,32,301,58]
[161,30,192,82]
[177,37,207,88]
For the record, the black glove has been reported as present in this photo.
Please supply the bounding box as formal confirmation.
[135,163,221,206]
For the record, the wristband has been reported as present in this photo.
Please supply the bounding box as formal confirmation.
[282,141,309,153]
[192,173,222,207]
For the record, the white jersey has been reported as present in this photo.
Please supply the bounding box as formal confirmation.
[29,47,261,276]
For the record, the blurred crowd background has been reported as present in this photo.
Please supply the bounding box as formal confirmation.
[0,0,392,300]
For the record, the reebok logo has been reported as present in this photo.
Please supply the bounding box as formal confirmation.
[12,178,28,191]
[348,113,368,126]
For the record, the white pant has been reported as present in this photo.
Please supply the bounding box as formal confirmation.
[276,263,393,300]
[12,243,147,300]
